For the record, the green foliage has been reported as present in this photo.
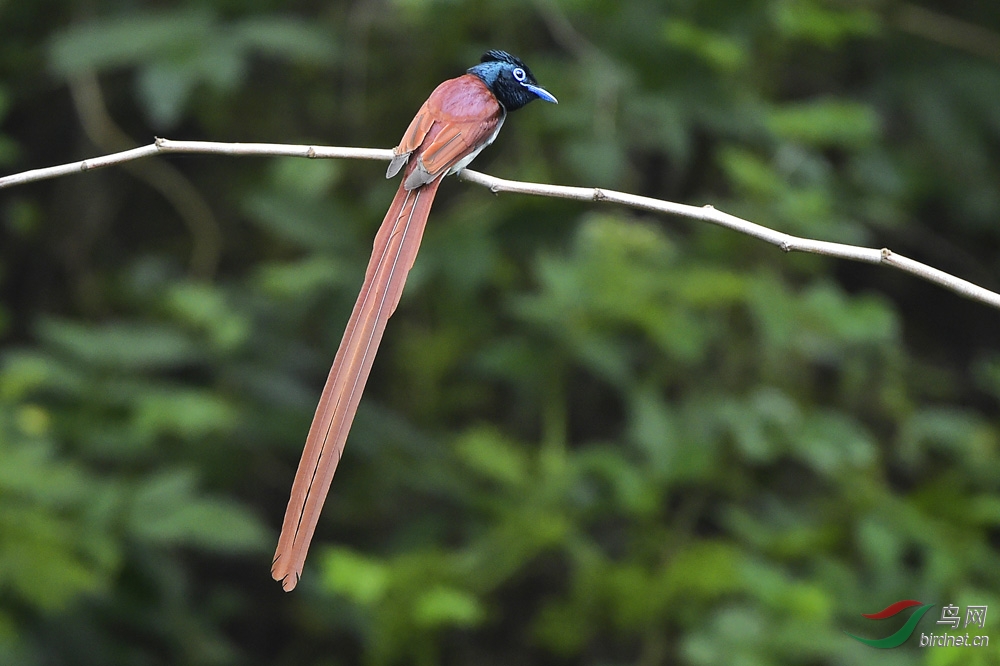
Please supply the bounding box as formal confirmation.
[772,0,879,46]
[129,470,264,551]
[49,9,337,127]
[766,99,880,148]
[1,0,999,664]
[0,407,117,610]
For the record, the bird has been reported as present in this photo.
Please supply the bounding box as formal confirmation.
[272,50,557,592]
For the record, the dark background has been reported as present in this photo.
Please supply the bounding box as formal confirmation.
[1,1,998,664]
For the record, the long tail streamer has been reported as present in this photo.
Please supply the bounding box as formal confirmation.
[271,177,441,591]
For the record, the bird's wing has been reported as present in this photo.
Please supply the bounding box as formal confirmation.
[393,74,503,187]
[387,107,435,178]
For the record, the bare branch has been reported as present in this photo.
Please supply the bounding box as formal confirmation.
[0,138,392,189]
[457,170,1000,309]
[895,3,1000,65]
[3,138,999,310]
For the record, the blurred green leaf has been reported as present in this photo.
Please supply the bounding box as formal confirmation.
[243,191,356,250]
[767,99,880,148]
[663,19,748,72]
[230,16,338,63]
[0,350,85,400]
[137,59,226,127]
[800,282,898,345]
[48,10,216,75]
[564,136,628,184]
[133,388,237,440]
[626,385,678,480]
[164,282,250,351]
[772,0,880,46]
[796,410,877,475]
[271,157,343,198]
[719,147,783,198]
[576,447,658,516]
[255,257,349,297]
[454,426,529,488]
[49,9,336,127]
[0,415,119,611]
[413,585,484,627]
[899,407,997,471]
[322,547,389,605]
[37,318,200,371]
[129,470,266,552]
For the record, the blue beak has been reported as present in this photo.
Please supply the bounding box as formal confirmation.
[522,82,558,104]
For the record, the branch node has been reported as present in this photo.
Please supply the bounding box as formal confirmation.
[154,137,165,148]
[593,188,606,201]
[79,161,90,172]
[306,146,317,158]
[881,247,893,261]
[780,241,793,252]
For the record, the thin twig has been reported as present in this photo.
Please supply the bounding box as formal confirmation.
[68,73,223,278]
[2,138,998,310]
[0,138,392,189]
[895,3,1000,65]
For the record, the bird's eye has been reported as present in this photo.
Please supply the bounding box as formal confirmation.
[512,67,526,82]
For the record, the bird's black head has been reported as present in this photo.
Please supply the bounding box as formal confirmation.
[468,50,558,111]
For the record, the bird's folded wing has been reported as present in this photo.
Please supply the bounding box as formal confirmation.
[418,117,498,177]
[388,109,435,178]
[391,74,502,185]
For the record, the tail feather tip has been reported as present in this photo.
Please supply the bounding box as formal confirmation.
[271,567,299,592]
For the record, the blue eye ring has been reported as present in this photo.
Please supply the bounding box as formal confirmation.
[512,67,527,82]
